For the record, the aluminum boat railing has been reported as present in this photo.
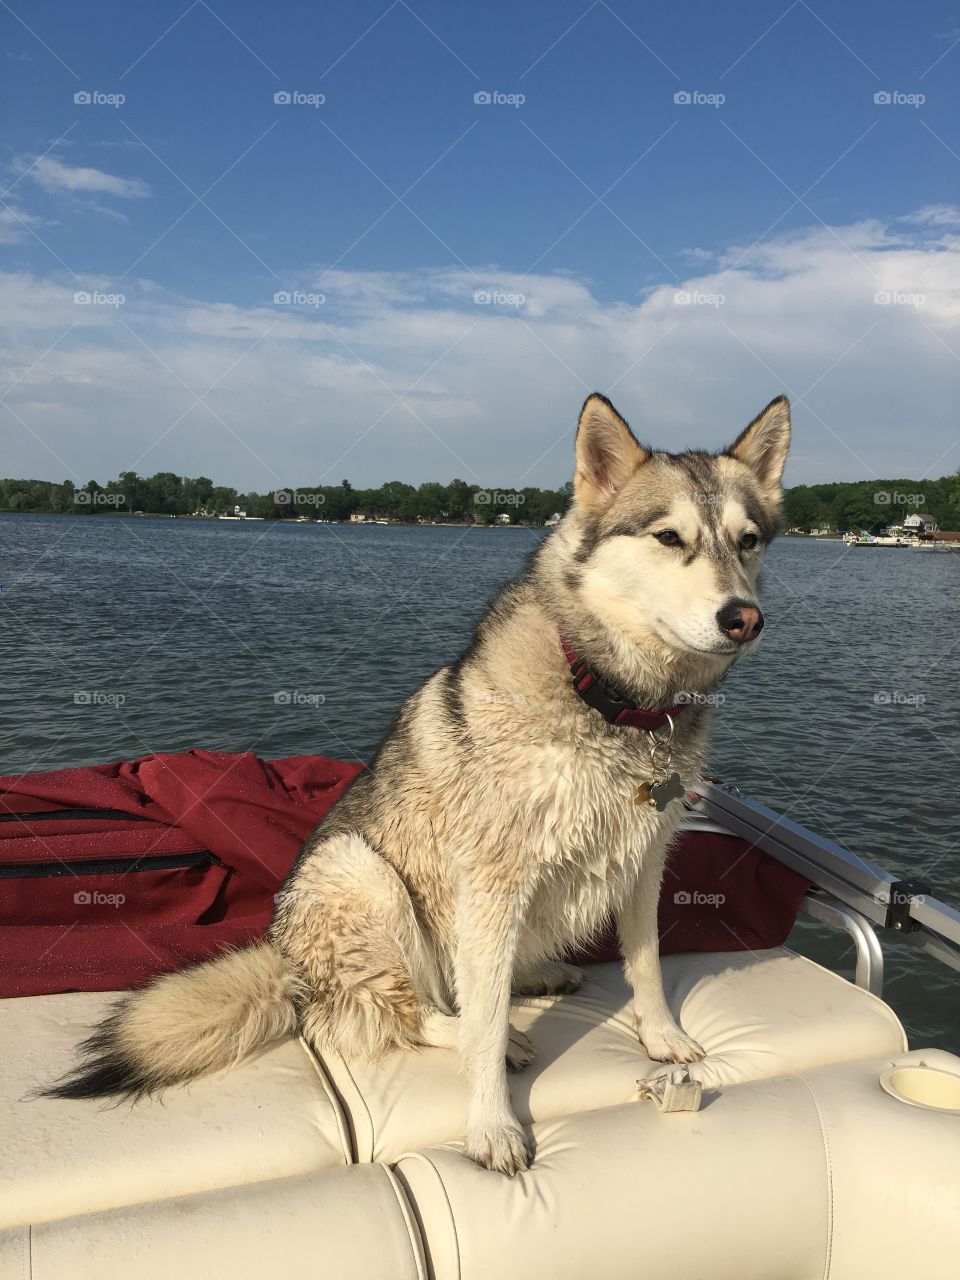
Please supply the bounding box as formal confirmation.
[682,777,960,997]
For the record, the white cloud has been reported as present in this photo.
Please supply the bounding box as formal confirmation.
[903,204,960,229]
[27,156,150,200]
[1,211,959,490]
[0,205,40,245]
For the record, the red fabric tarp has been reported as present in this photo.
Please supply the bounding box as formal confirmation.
[0,750,810,998]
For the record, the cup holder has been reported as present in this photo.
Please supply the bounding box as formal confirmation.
[880,1063,960,1113]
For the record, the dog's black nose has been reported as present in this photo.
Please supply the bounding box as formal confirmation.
[716,600,763,644]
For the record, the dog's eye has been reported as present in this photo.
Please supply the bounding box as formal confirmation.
[740,532,759,551]
[655,530,683,547]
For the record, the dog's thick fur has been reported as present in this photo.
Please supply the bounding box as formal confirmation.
[47,393,791,1174]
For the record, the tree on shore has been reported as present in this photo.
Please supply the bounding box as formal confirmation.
[3,470,958,531]
[782,472,960,533]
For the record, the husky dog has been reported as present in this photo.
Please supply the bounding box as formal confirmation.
[48,393,790,1175]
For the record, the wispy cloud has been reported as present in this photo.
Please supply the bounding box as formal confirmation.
[904,204,960,229]
[27,156,150,200]
[1,211,958,489]
[0,205,41,245]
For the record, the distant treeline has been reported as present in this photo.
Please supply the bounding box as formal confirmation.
[0,473,572,525]
[782,474,960,532]
[2,470,958,531]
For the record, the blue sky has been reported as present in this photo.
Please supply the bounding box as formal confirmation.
[3,0,960,490]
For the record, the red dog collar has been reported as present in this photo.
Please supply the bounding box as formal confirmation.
[559,635,689,732]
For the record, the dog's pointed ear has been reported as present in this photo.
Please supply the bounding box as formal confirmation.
[726,396,791,492]
[574,394,650,513]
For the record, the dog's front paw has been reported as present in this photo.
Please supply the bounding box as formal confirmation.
[506,1026,536,1072]
[465,1115,531,1175]
[638,1019,705,1064]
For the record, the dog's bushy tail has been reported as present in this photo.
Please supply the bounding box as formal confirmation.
[42,943,301,1100]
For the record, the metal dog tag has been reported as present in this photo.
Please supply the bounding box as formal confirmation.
[650,772,685,810]
[635,772,685,811]
[635,714,683,810]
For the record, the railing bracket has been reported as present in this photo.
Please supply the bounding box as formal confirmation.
[885,879,930,934]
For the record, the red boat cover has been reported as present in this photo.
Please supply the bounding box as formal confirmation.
[0,750,810,998]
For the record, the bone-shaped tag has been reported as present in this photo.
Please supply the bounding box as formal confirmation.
[648,772,685,811]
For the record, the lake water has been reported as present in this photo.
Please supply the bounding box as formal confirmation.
[2,513,958,1050]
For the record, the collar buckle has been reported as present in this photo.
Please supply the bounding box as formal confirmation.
[560,633,688,733]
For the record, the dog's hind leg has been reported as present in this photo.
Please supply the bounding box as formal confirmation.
[419,1010,536,1072]
[272,832,434,1062]
[512,959,584,997]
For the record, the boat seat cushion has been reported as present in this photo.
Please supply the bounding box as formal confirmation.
[322,948,907,1161]
[0,1164,427,1280]
[0,949,906,1231]
[4,1048,956,1280]
[0,990,353,1230]
[394,1049,960,1280]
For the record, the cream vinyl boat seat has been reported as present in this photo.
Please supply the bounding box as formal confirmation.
[2,948,958,1279]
